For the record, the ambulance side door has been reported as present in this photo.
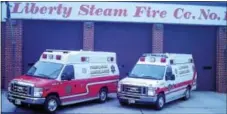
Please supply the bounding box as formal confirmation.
[60,65,75,96]
[164,66,176,102]
[72,65,88,95]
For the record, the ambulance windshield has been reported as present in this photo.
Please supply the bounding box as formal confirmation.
[129,64,165,80]
[26,61,63,79]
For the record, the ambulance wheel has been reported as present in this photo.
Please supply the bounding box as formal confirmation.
[98,88,108,103]
[183,87,191,100]
[44,95,59,113]
[155,93,165,110]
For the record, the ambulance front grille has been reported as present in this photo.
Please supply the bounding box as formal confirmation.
[11,83,32,96]
[122,84,148,95]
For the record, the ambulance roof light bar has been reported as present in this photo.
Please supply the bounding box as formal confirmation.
[46,49,69,54]
[143,53,168,58]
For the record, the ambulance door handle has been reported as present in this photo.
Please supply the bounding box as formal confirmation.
[74,85,77,88]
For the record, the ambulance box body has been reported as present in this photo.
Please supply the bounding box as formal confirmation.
[7,49,120,112]
[117,53,197,110]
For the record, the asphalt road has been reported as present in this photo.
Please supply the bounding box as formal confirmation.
[1,91,226,114]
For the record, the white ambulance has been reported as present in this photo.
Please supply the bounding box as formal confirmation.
[7,49,119,112]
[117,53,197,110]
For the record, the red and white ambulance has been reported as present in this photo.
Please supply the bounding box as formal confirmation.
[117,53,197,110]
[7,49,119,112]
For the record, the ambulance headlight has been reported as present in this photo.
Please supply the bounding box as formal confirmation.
[117,81,122,92]
[148,85,156,96]
[34,87,43,97]
[8,81,13,91]
[8,80,16,91]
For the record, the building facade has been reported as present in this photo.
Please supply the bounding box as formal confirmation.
[1,2,227,93]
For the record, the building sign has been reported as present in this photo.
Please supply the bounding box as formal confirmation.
[2,2,227,26]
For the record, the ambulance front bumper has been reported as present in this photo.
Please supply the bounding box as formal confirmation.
[117,92,157,104]
[7,92,45,105]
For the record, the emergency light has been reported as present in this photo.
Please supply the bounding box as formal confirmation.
[160,58,166,63]
[56,55,61,60]
[81,57,89,62]
[42,54,47,59]
[140,57,145,62]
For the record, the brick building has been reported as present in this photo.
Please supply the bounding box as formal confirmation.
[1,2,227,93]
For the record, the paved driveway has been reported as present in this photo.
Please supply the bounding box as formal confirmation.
[1,91,226,114]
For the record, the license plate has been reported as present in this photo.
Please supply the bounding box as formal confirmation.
[128,99,135,104]
[15,99,21,105]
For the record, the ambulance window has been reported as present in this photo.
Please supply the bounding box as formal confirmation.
[166,66,173,76]
[165,66,175,80]
[61,65,74,80]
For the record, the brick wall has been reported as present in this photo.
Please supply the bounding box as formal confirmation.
[216,27,227,93]
[2,20,23,89]
[1,20,226,93]
[83,22,94,51]
[152,24,164,53]
[1,22,6,89]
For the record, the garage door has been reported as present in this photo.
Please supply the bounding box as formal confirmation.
[23,20,83,73]
[94,22,152,78]
[164,24,216,91]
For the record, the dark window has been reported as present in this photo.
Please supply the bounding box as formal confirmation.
[166,66,175,80]
[166,66,172,75]
[61,65,74,80]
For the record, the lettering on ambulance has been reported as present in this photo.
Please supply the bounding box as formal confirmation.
[178,65,190,76]
[90,65,110,76]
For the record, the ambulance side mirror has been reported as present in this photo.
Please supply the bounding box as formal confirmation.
[165,72,175,80]
[61,65,74,81]
[61,73,73,81]
[171,74,175,80]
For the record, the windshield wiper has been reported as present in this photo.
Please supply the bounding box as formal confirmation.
[141,76,161,80]
[128,74,142,79]
[25,73,33,76]
[129,73,137,76]
[36,73,52,79]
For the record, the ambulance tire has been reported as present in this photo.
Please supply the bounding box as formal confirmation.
[183,87,191,100]
[98,88,108,103]
[155,93,165,110]
[44,95,59,113]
